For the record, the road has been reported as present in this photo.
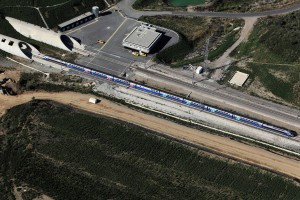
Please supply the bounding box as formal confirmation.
[117,0,300,19]
[116,0,300,131]
[0,91,300,179]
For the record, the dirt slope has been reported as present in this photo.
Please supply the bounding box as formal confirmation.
[0,91,300,179]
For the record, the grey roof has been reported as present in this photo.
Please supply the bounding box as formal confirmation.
[58,12,94,28]
[123,25,162,48]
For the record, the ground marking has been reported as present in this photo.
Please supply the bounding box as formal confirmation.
[100,18,128,50]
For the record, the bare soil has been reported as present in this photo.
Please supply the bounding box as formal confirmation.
[0,70,20,82]
[0,91,300,179]
[212,17,258,69]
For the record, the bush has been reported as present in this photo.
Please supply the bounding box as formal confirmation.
[156,34,192,63]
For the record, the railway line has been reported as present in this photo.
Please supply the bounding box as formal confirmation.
[135,67,300,130]
[43,55,298,138]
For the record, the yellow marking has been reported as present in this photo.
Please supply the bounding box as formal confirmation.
[100,18,127,50]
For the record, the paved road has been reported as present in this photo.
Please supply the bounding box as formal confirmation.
[117,0,300,132]
[117,0,300,19]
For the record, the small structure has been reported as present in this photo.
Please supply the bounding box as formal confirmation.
[229,71,249,87]
[195,66,203,74]
[92,6,100,18]
[122,25,162,53]
[58,12,95,32]
[89,97,99,104]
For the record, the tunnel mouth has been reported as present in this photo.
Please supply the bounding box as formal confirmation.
[18,42,33,59]
[60,35,74,50]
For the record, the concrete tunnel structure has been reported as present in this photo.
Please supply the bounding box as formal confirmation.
[6,17,84,52]
[0,34,40,60]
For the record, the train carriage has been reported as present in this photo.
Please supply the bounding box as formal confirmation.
[42,56,297,138]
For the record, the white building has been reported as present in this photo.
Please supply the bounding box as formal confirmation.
[229,71,249,87]
[122,25,162,53]
[89,97,99,104]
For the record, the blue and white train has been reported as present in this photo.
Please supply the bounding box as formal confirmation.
[43,56,297,137]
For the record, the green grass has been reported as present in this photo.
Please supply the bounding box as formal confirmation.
[173,30,239,67]
[230,11,300,105]
[0,0,106,29]
[141,16,241,66]
[221,63,300,104]
[234,11,300,64]
[1,101,300,199]
[133,0,292,12]
[170,0,205,6]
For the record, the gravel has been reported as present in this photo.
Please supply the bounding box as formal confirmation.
[94,82,300,153]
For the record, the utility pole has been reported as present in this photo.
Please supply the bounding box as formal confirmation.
[189,64,196,85]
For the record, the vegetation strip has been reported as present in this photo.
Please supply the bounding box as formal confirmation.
[1,100,300,199]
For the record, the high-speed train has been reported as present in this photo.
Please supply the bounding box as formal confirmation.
[43,56,297,137]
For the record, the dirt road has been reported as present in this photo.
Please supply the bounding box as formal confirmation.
[1,91,300,179]
[212,17,258,68]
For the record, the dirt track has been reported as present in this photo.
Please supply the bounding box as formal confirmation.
[212,17,258,68]
[1,91,300,179]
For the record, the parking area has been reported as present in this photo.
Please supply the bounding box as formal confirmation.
[66,10,179,76]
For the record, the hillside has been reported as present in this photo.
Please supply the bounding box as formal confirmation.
[226,10,300,106]
[1,101,300,199]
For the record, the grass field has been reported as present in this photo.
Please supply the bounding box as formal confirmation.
[133,0,298,11]
[170,0,205,6]
[228,11,300,105]
[1,101,300,199]
[0,0,106,29]
[141,16,242,66]
[234,11,300,64]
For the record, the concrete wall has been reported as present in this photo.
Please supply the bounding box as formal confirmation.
[6,17,84,52]
[0,34,40,60]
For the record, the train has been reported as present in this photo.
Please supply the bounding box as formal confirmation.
[43,55,298,137]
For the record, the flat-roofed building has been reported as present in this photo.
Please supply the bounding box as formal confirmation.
[122,25,162,53]
[229,71,249,87]
[58,12,95,32]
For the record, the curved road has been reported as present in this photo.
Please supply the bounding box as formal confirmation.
[117,0,300,19]
[117,0,300,133]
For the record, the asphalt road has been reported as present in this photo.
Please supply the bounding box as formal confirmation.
[116,0,300,132]
[66,10,179,76]
[117,0,300,19]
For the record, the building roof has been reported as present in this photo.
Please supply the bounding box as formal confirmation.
[229,71,249,87]
[123,25,162,49]
[58,12,94,28]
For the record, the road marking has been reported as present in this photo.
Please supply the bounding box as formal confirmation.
[100,18,127,50]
